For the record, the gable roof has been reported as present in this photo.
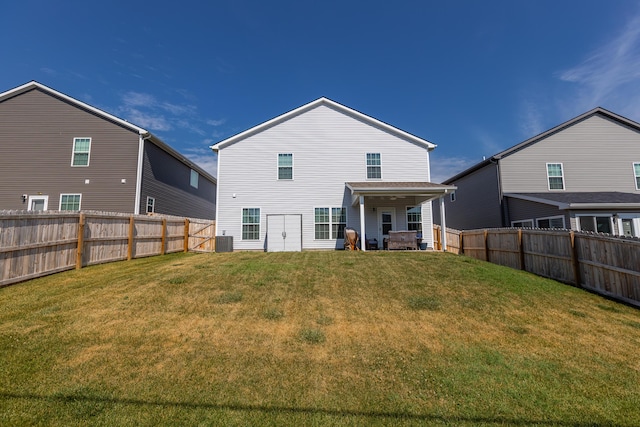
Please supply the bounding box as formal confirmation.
[0,81,148,135]
[443,107,640,184]
[0,81,216,183]
[210,97,436,151]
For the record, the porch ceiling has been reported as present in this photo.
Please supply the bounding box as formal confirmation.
[346,181,456,206]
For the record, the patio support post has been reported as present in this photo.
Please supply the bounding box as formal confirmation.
[359,195,366,252]
[439,196,448,251]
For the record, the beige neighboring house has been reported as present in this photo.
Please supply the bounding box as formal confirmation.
[436,107,640,237]
[0,81,216,219]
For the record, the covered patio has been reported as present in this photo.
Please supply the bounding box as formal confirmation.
[346,182,457,251]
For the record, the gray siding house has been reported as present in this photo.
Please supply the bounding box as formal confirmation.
[437,107,640,237]
[212,97,455,251]
[0,81,216,219]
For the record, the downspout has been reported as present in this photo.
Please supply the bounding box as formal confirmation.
[134,132,153,215]
[491,158,507,227]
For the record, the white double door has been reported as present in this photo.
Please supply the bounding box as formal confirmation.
[267,214,302,252]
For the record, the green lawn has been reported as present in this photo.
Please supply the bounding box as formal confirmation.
[1,251,639,426]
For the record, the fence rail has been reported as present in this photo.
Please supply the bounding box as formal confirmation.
[0,211,215,288]
[434,225,640,308]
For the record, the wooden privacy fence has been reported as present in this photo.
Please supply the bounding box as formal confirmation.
[434,225,640,308]
[0,211,215,287]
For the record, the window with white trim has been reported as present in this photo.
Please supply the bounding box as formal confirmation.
[406,206,422,232]
[315,207,347,239]
[242,208,261,240]
[59,194,81,211]
[536,216,565,229]
[278,153,293,180]
[332,207,347,239]
[146,196,155,214]
[71,137,91,166]
[546,163,564,190]
[511,219,534,228]
[634,162,640,190]
[578,215,612,234]
[190,169,199,188]
[366,153,381,179]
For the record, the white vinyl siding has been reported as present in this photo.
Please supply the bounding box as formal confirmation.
[59,194,81,211]
[546,163,564,190]
[278,153,293,180]
[634,162,640,190]
[215,104,434,250]
[242,208,261,240]
[366,153,382,179]
[71,137,91,166]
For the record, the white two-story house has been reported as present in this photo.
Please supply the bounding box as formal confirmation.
[211,97,455,251]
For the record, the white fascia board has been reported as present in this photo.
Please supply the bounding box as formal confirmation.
[567,203,640,210]
[210,97,436,151]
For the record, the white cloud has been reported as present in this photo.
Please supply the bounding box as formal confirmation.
[122,91,157,108]
[183,146,218,177]
[557,12,640,114]
[518,100,544,138]
[206,118,226,126]
[429,155,478,183]
[124,108,172,131]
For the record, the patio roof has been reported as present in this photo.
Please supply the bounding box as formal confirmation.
[346,181,456,206]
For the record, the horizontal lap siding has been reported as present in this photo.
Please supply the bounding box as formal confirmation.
[217,104,432,250]
[501,115,640,193]
[506,197,569,226]
[438,164,502,230]
[140,141,216,219]
[0,89,140,212]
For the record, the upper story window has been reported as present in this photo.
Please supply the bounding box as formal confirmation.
[634,163,640,190]
[546,163,564,190]
[406,206,422,232]
[278,153,293,180]
[450,192,456,202]
[59,194,81,211]
[366,153,381,179]
[190,169,199,188]
[71,137,91,166]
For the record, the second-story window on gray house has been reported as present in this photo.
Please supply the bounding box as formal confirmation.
[366,153,381,179]
[190,169,199,188]
[71,137,91,166]
[546,163,564,190]
[634,163,640,190]
[278,153,293,180]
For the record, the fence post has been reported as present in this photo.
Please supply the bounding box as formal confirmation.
[484,229,489,262]
[459,231,464,255]
[518,228,525,270]
[76,213,85,270]
[161,218,167,255]
[127,215,135,260]
[570,231,581,287]
[184,218,190,253]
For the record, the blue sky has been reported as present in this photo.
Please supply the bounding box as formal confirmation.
[3,0,640,182]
